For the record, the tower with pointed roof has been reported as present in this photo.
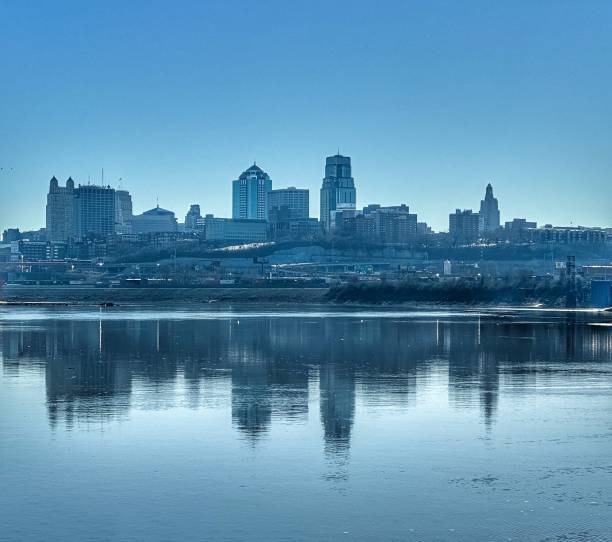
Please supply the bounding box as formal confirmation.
[232,163,272,220]
[478,182,500,234]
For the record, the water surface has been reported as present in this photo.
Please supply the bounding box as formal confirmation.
[1,306,611,541]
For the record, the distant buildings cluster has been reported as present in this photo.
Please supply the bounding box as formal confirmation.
[45,177,133,241]
[40,153,365,245]
[38,154,507,245]
[1,152,610,261]
[448,183,501,243]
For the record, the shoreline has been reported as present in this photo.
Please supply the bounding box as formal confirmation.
[0,285,608,312]
[0,286,329,306]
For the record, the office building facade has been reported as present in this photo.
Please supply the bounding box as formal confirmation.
[46,177,129,240]
[504,218,537,242]
[115,190,133,234]
[320,154,356,231]
[340,204,417,245]
[73,184,117,239]
[184,204,204,231]
[479,183,500,234]
[205,217,268,243]
[46,176,75,241]
[232,164,272,220]
[528,226,607,245]
[268,187,309,219]
[449,209,480,243]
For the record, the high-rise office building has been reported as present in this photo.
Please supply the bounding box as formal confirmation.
[46,176,75,241]
[320,154,356,231]
[479,183,500,234]
[115,190,133,234]
[268,187,309,219]
[449,209,480,243]
[46,177,130,240]
[267,188,318,241]
[232,164,272,220]
[185,204,203,231]
[73,184,117,239]
[339,204,417,245]
[364,204,418,244]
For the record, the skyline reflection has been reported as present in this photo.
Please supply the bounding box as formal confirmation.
[1,310,611,456]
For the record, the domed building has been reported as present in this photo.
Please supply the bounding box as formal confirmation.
[131,205,178,234]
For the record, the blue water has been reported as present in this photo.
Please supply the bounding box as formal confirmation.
[1,306,611,541]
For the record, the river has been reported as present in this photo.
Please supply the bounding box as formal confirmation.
[1,306,611,541]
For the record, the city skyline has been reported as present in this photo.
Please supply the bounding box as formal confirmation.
[1,1,611,234]
[3,156,611,236]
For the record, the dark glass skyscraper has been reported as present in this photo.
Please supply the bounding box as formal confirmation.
[319,154,356,231]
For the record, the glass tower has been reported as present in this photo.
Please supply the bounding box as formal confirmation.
[232,164,272,220]
[320,154,356,231]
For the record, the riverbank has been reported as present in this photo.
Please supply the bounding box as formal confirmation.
[0,281,596,309]
[326,280,581,307]
[0,285,329,305]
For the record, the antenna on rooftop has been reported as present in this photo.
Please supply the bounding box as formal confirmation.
[101,168,104,185]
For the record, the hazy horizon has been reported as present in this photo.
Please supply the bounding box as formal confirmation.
[1,0,611,233]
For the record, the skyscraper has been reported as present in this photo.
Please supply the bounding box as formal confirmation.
[184,204,202,231]
[46,177,125,240]
[479,183,500,234]
[73,184,117,239]
[449,209,480,243]
[46,176,75,241]
[232,164,272,220]
[320,154,356,231]
[115,190,133,234]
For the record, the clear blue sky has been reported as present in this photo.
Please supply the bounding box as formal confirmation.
[1,0,611,233]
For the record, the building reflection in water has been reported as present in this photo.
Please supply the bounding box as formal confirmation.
[1,311,610,449]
